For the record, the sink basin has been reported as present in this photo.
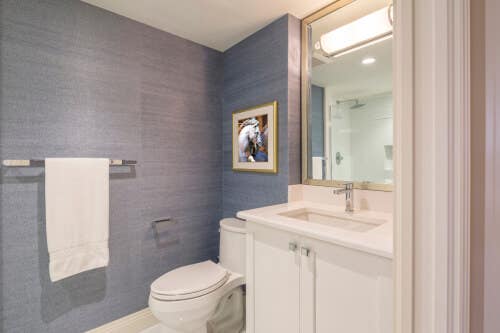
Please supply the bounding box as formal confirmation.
[278,208,385,232]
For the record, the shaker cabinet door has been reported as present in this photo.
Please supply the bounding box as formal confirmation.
[314,240,393,333]
[251,226,301,333]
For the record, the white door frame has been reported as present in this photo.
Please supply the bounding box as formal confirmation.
[394,0,471,332]
[393,0,414,331]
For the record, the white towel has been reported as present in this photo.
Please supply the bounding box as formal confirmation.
[312,156,324,179]
[45,158,109,282]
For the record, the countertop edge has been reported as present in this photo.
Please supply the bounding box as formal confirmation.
[237,203,394,260]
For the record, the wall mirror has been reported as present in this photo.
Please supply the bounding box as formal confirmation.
[301,0,393,191]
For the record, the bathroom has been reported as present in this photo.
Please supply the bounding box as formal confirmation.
[0,0,496,332]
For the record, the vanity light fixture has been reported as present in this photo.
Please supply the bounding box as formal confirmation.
[318,5,393,58]
[362,57,376,65]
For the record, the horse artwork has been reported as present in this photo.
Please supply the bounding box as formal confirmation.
[232,101,278,173]
[238,118,260,162]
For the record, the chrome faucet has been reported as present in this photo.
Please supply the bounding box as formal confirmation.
[333,182,354,212]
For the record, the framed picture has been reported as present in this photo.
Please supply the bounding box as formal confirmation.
[232,101,278,173]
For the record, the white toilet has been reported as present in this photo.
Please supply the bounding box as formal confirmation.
[148,218,246,333]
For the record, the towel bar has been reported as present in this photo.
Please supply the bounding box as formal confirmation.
[1,159,137,167]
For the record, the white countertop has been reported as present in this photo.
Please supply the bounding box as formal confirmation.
[237,201,393,259]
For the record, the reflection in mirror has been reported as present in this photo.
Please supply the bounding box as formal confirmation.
[304,0,393,189]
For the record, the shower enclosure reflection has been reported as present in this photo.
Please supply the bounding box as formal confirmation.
[325,92,393,184]
[304,0,393,189]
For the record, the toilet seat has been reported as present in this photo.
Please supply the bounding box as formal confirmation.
[150,260,229,301]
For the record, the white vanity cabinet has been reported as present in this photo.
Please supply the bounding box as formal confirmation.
[247,223,301,333]
[313,237,393,333]
[246,221,393,333]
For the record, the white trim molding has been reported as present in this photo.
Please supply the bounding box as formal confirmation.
[450,1,471,332]
[86,308,158,333]
[411,0,471,332]
[393,0,414,331]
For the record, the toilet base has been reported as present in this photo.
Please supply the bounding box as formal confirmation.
[141,324,245,333]
[140,323,206,333]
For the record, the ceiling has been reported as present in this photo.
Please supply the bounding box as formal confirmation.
[81,0,334,51]
[308,0,392,100]
[312,37,392,100]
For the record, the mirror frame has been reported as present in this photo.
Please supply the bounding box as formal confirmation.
[301,0,393,192]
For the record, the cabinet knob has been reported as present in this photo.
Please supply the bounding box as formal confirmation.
[289,242,298,252]
[301,247,311,257]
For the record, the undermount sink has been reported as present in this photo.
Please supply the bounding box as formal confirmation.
[278,208,386,232]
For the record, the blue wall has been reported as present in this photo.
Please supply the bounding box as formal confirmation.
[0,1,301,332]
[222,15,301,217]
[0,0,222,331]
[311,85,325,157]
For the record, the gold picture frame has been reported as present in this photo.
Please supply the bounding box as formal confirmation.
[232,101,278,173]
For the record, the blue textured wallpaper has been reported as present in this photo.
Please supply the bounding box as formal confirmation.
[0,0,222,331]
[0,1,301,331]
[311,85,325,157]
[287,15,302,185]
[222,15,301,217]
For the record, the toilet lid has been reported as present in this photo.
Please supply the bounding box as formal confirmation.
[150,261,229,301]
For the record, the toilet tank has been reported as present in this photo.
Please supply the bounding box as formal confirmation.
[219,218,246,276]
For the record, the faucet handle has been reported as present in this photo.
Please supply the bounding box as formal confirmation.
[333,188,344,195]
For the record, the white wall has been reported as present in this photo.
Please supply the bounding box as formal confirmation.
[325,86,353,180]
[288,184,393,213]
[350,93,393,183]
[324,89,393,183]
